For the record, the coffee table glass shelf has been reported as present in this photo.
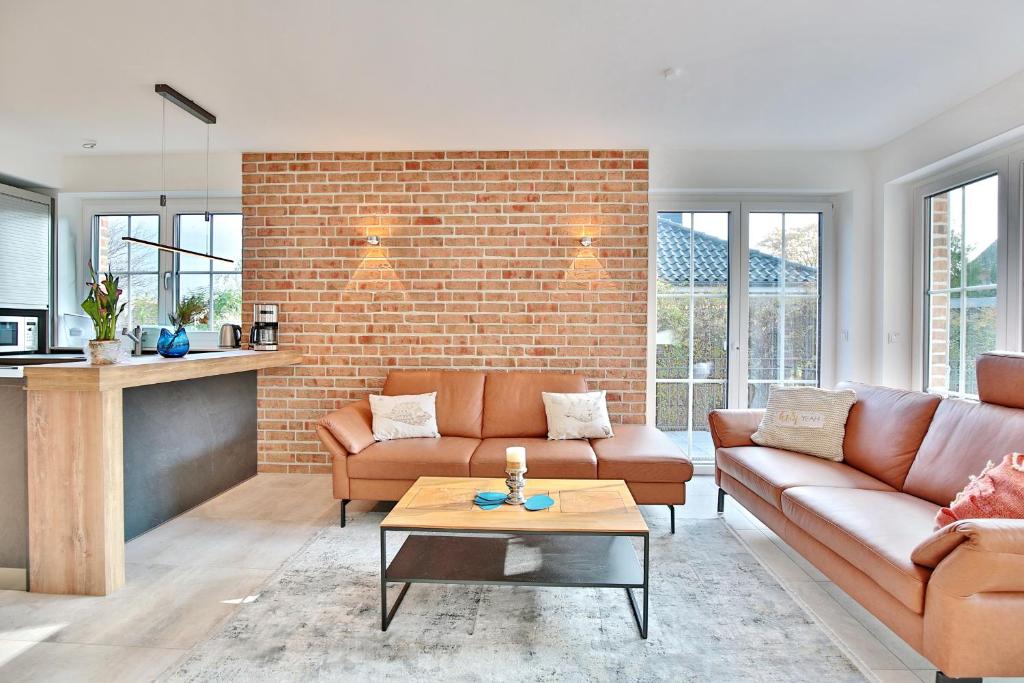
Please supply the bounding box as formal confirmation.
[379,476,651,637]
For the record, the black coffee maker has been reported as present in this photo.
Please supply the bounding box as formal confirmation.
[249,303,279,351]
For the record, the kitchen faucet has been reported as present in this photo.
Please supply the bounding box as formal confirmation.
[122,325,143,356]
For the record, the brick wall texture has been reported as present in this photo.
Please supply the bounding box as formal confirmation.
[241,150,650,473]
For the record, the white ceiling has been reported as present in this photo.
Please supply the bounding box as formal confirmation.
[2,0,1024,158]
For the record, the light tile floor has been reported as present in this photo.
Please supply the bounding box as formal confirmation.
[0,474,1018,682]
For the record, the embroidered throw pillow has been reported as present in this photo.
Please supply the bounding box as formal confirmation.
[935,453,1024,529]
[542,391,614,440]
[751,385,857,461]
[369,392,440,441]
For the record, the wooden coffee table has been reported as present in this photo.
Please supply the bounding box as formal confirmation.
[379,476,651,637]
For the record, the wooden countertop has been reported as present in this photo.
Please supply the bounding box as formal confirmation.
[24,349,304,391]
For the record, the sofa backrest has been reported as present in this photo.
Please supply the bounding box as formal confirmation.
[481,371,588,438]
[902,351,1024,505]
[901,398,1024,505]
[383,370,485,438]
[975,351,1024,409]
[837,381,940,489]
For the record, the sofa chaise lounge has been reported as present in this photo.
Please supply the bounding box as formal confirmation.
[316,370,693,531]
[711,351,1024,683]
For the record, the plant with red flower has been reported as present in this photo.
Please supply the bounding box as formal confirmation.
[81,260,127,341]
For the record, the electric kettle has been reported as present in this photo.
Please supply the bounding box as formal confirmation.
[218,323,242,348]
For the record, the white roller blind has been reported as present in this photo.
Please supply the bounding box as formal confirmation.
[0,190,50,309]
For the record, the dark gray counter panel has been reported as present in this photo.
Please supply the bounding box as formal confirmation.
[0,378,27,583]
[122,371,257,540]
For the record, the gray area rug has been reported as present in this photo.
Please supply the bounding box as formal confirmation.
[168,508,868,682]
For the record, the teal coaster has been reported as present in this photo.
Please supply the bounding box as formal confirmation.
[476,502,502,510]
[475,491,507,502]
[524,494,554,511]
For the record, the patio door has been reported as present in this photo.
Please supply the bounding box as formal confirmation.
[652,202,827,464]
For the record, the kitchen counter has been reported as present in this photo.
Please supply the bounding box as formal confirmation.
[24,349,304,390]
[24,349,304,596]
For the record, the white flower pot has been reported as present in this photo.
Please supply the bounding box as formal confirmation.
[87,339,122,365]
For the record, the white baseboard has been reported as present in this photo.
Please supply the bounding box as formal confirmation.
[0,567,27,591]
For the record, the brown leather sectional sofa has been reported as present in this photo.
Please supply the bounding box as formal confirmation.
[711,351,1024,682]
[317,370,693,529]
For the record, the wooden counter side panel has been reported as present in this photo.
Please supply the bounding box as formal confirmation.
[27,389,124,595]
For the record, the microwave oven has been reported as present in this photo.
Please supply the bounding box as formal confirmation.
[0,314,42,354]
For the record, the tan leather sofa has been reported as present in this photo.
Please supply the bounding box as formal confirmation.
[711,351,1024,683]
[317,370,693,530]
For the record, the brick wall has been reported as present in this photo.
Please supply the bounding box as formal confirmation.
[928,195,950,390]
[241,150,649,473]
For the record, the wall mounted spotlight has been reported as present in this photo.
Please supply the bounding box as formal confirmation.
[366,235,381,246]
[579,236,593,248]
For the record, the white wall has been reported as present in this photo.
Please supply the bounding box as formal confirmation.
[650,149,875,385]
[868,69,1024,388]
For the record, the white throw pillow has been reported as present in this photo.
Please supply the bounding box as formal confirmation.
[751,385,857,461]
[542,391,614,440]
[369,392,440,441]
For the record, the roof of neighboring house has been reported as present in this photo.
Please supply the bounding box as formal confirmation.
[657,215,818,288]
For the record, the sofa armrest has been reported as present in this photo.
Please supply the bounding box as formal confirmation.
[708,409,764,449]
[915,519,1024,593]
[317,398,375,456]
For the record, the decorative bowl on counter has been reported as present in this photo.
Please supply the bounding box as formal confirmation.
[157,328,190,358]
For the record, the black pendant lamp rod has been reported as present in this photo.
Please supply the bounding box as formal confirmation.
[155,84,216,124]
[122,85,232,264]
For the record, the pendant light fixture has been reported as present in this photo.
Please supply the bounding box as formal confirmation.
[121,84,230,264]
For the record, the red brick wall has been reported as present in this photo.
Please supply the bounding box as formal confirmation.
[241,150,649,473]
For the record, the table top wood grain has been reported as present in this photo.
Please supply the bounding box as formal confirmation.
[381,476,649,534]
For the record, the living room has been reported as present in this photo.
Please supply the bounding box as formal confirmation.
[0,1,1022,681]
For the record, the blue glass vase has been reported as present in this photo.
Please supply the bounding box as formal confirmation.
[157,327,190,358]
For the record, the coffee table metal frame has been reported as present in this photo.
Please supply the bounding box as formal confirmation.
[380,526,650,638]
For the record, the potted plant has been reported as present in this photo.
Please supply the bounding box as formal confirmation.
[157,292,207,358]
[81,262,127,365]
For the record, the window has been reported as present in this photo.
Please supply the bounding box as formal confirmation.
[746,212,821,408]
[652,202,828,464]
[926,174,999,397]
[93,215,160,327]
[176,213,243,330]
[92,209,242,332]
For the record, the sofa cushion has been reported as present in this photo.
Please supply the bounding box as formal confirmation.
[481,372,587,438]
[594,424,693,483]
[347,436,480,480]
[384,370,485,439]
[716,446,893,509]
[902,398,1024,506]
[837,381,940,488]
[781,487,938,614]
[469,437,597,478]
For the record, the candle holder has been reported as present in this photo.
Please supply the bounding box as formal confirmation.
[504,467,527,505]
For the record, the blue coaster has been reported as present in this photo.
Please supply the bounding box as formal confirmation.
[476,502,503,510]
[524,494,554,511]
[475,491,507,502]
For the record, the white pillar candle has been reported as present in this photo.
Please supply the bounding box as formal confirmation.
[505,446,526,471]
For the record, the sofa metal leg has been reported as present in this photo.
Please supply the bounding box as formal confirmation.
[340,499,350,528]
[667,505,675,534]
[935,673,981,683]
[717,488,726,514]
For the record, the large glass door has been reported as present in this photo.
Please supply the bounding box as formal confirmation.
[744,212,822,407]
[654,204,825,463]
[654,211,731,462]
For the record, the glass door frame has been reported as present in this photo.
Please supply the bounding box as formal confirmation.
[648,196,836,432]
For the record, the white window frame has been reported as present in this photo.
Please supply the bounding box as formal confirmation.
[647,194,836,426]
[82,196,242,330]
[911,157,1013,395]
[173,212,244,332]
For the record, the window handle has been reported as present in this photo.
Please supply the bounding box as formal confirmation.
[163,271,173,290]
